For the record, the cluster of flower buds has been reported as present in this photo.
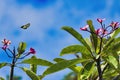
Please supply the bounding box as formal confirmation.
[80,18,120,38]
[1,38,11,50]
[1,38,36,58]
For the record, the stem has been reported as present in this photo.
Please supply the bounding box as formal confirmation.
[96,38,103,80]
[10,57,15,80]
[4,50,13,58]
[96,57,102,80]
[77,72,81,80]
[95,63,109,80]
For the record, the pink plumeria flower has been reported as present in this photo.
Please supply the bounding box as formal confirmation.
[28,48,36,54]
[1,38,11,50]
[95,28,107,36]
[110,21,119,30]
[80,25,89,31]
[97,18,105,23]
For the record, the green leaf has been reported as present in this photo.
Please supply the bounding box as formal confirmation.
[105,40,120,58]
[43,58,90,76]
[62,26,91,52]
[111,41,120,51]
[30,56,37,73]
[54,58,79,73]
[103,66,118,79]
[110,28,120,38]
[87,20,98,52]
[115,37,120,41]
[54,58,66,62]
[17,42,26,55]
[0,63,7,69]
[107,56,118,69]
[111,52,119,63]
[81,62,95,79]
[60,45,91,56]
[22,58,53,66]
[103,38,114,50]
[21,67,40,80]
[104,28,120,50]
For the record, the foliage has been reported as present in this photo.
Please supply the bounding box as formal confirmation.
[0,19,120,80]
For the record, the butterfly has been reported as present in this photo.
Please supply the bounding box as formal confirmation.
[21,23,30,29]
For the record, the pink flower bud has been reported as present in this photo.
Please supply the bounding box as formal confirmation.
[80,25,89,31]
[97,18,105,23]
[95,28,107,36]
[110,21,119,29]
[29,48,36,54]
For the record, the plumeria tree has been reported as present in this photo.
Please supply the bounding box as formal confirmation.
[41,18,120,80]
[0,38,54,80]
[1,19,120,80]
[0,39,36,80]
[0,24,54,80]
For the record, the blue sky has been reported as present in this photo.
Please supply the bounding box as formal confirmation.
[0,0,120,80]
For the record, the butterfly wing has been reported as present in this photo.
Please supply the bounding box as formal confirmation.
[21,23,30,29]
